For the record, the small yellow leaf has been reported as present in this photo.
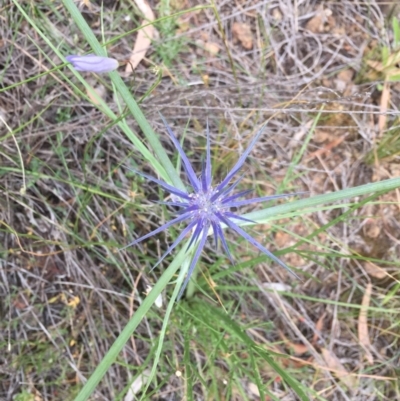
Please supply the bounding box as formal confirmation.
[67,296,80,308]
[48,295,60,304]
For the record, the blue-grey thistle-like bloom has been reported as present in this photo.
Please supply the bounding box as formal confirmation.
[66,54,119,73]
[126,117,300,299]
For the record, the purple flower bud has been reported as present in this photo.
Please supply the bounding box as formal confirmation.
[66,54,119,73]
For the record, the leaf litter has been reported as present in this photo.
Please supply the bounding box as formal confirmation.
[125,0,156,74]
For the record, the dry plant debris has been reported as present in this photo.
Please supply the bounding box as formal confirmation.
[232,22,253,49]
[320,348,357,391]
[1,0,400,400]
[358,282,374,364]
[125,0,156,74]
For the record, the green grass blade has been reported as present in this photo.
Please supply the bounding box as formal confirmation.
[243,177,400,225]
[183,327,194,401]
[194,301,310,400]
[61,0,185,191]
[11,0,170,182]
[73,246,188,401]
[281,108,323,189]
[139,256,190,400]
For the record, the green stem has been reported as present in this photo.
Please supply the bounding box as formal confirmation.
[74,246,187,401]
[61,0,185,191]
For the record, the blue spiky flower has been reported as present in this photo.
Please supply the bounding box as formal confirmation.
[125,117,300,299]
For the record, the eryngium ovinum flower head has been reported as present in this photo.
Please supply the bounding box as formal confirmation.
[125,117,301,300]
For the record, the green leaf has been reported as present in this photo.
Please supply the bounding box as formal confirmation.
[243,177,400,224]
[73,246,188,401]
[193,301,310,401]
[392,16,400,47]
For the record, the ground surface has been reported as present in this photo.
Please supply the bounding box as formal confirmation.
[1,1,400,400]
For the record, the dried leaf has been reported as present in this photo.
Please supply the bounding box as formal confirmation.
[321,348,357,390]
[337,69,354,82]
[13,293,30,310]
[289,120,313,147]
[313,129,331,143]
[204,42,220,56]
[262,282,291,292]
[306,135,346,161]
[362,219,381,239]
[145,285,163,308]
[305,14,324,33]
[248,382,260,397]
[0,106,8,127]
[335,69,355,92]
[78,0,92,10]
[34,393,44,401]
[124,370,151,401]
[279,331,309,355]
[366,59,385,73]
[378,80,390,136]
[312,312,325,344]
[364,261,387,279]
[232,22,253,49]
[86,84,107,105]
[274,231,290,247]
[125,0,155,74]
[289,342,309,356]
[358,283,374,364]
[367,50,400,73]
[272,8,283,21]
